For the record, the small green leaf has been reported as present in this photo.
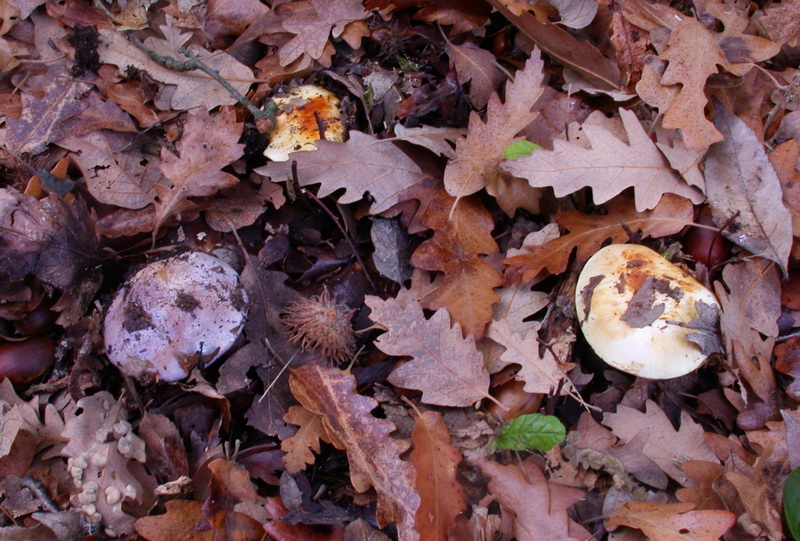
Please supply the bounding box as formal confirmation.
[503,140,542,160]
[493,413,566,452]
[784,467,800,539]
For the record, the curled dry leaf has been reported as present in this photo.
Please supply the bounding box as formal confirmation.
[288,365,421,540]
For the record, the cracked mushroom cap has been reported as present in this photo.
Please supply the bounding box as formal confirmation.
[575,244,720,379]
[263,85,346,162]
[104,252,248,382]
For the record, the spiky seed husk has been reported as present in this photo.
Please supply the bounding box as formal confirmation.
[282,289,356,363]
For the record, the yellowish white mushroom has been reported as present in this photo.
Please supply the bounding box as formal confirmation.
[263,85,346,162]
[575,244,720,379]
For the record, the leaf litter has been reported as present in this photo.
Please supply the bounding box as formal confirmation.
[1,0,800,539]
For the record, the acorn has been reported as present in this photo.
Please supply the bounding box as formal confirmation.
[0,337,56,385]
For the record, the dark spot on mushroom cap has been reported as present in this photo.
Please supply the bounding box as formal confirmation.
[175,292,200,312]
[122,301,153,332]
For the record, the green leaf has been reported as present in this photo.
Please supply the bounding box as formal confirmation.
[503,140,542,160]
[784,466,800,539]
[493,413,566,452]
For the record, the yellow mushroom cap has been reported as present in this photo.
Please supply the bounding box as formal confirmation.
[575,244,720,379]
[263,85,346,162]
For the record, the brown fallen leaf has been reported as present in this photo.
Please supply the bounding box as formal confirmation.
[757,0,800,48]
[5,67,91,156]
[446,41,503,111]
[501,108,703,211]
[409,409,467,541]
[366,294,490,407]
[256,131,439,214]
[444,51,545,208]
[201,458,265,540]
[606,501,735,540]
[488,0,621,91]
[154,107,244,234]
[603,400,718,486]
[480,458,590,540]
[769,139,800,238]
[410,190,503,338]
[288,365,420,540]
[0,187,101,326]
[281,405,328,474]
[98,19,254,111]
[704,103,792,275]
[505,193,693,282]
[365,0,491,34]
[135,500,215,541]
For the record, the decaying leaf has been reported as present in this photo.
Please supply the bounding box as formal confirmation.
[603,400,718,486]
[154,107,244,233]
[505,193,693,282]
[480,458,590,540]
[444,51,545,207]
[607,501,735,540]
[98,19,254,111]
[411,190,503,337]
[366,294,490,407]
[255,131,439,214]
[288,365,421,540]
[410,409,467,540]
[501,108,703,211]
[704,103,793,275]
[445,41,503,110]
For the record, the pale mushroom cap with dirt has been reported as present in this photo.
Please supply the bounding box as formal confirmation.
[575,244,720,379]
[104,252,248,382]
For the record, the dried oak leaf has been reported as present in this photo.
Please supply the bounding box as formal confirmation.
[154,107,244,234]
[60,129,163,211]
[98,19,254,111]
[281,405,328,474]
[0,188,101,326]
[365,0,491,34]
[255,131,439,214]
[288,365,420,540]
[445,41,503,110]
[486,318,577,399]
[410,410,467,540]
[366,294,490,407]
[480,458,590,540]
[410,190,503,338]
[602,399,718,487]
[135,500,215,541]
[5,68,91,156]
[607,501,735,540]
[201,458,264,540]
[505,193,693,282]
[0,379,64,463]
[61,392,154,538]
[704,103,792,275]
[501,108,703,211]
[278,0,368,67]
[444,51,545,207]
[757,0,800,47]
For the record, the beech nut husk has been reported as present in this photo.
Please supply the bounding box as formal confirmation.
[0,337,56,385]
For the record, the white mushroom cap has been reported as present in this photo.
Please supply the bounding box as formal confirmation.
[263,85,346,162]
[104,252,248,382]
[575,244,720,379]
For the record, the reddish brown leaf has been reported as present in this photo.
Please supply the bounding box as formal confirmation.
[366,294,490,407]
[365,0,490,34]
[411,190,502,337]
[505,193,693,282]
[202,458,264,541]
[263,497,345,541]
[607,501,735,540]
[480,458,589,540]
[410,410,467,540]
[6,68,91,156]
[445,41,503,110]
[281,405,328,474]
[135,500,215,541]
[154,107,244,233]
[288,365,420,540]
